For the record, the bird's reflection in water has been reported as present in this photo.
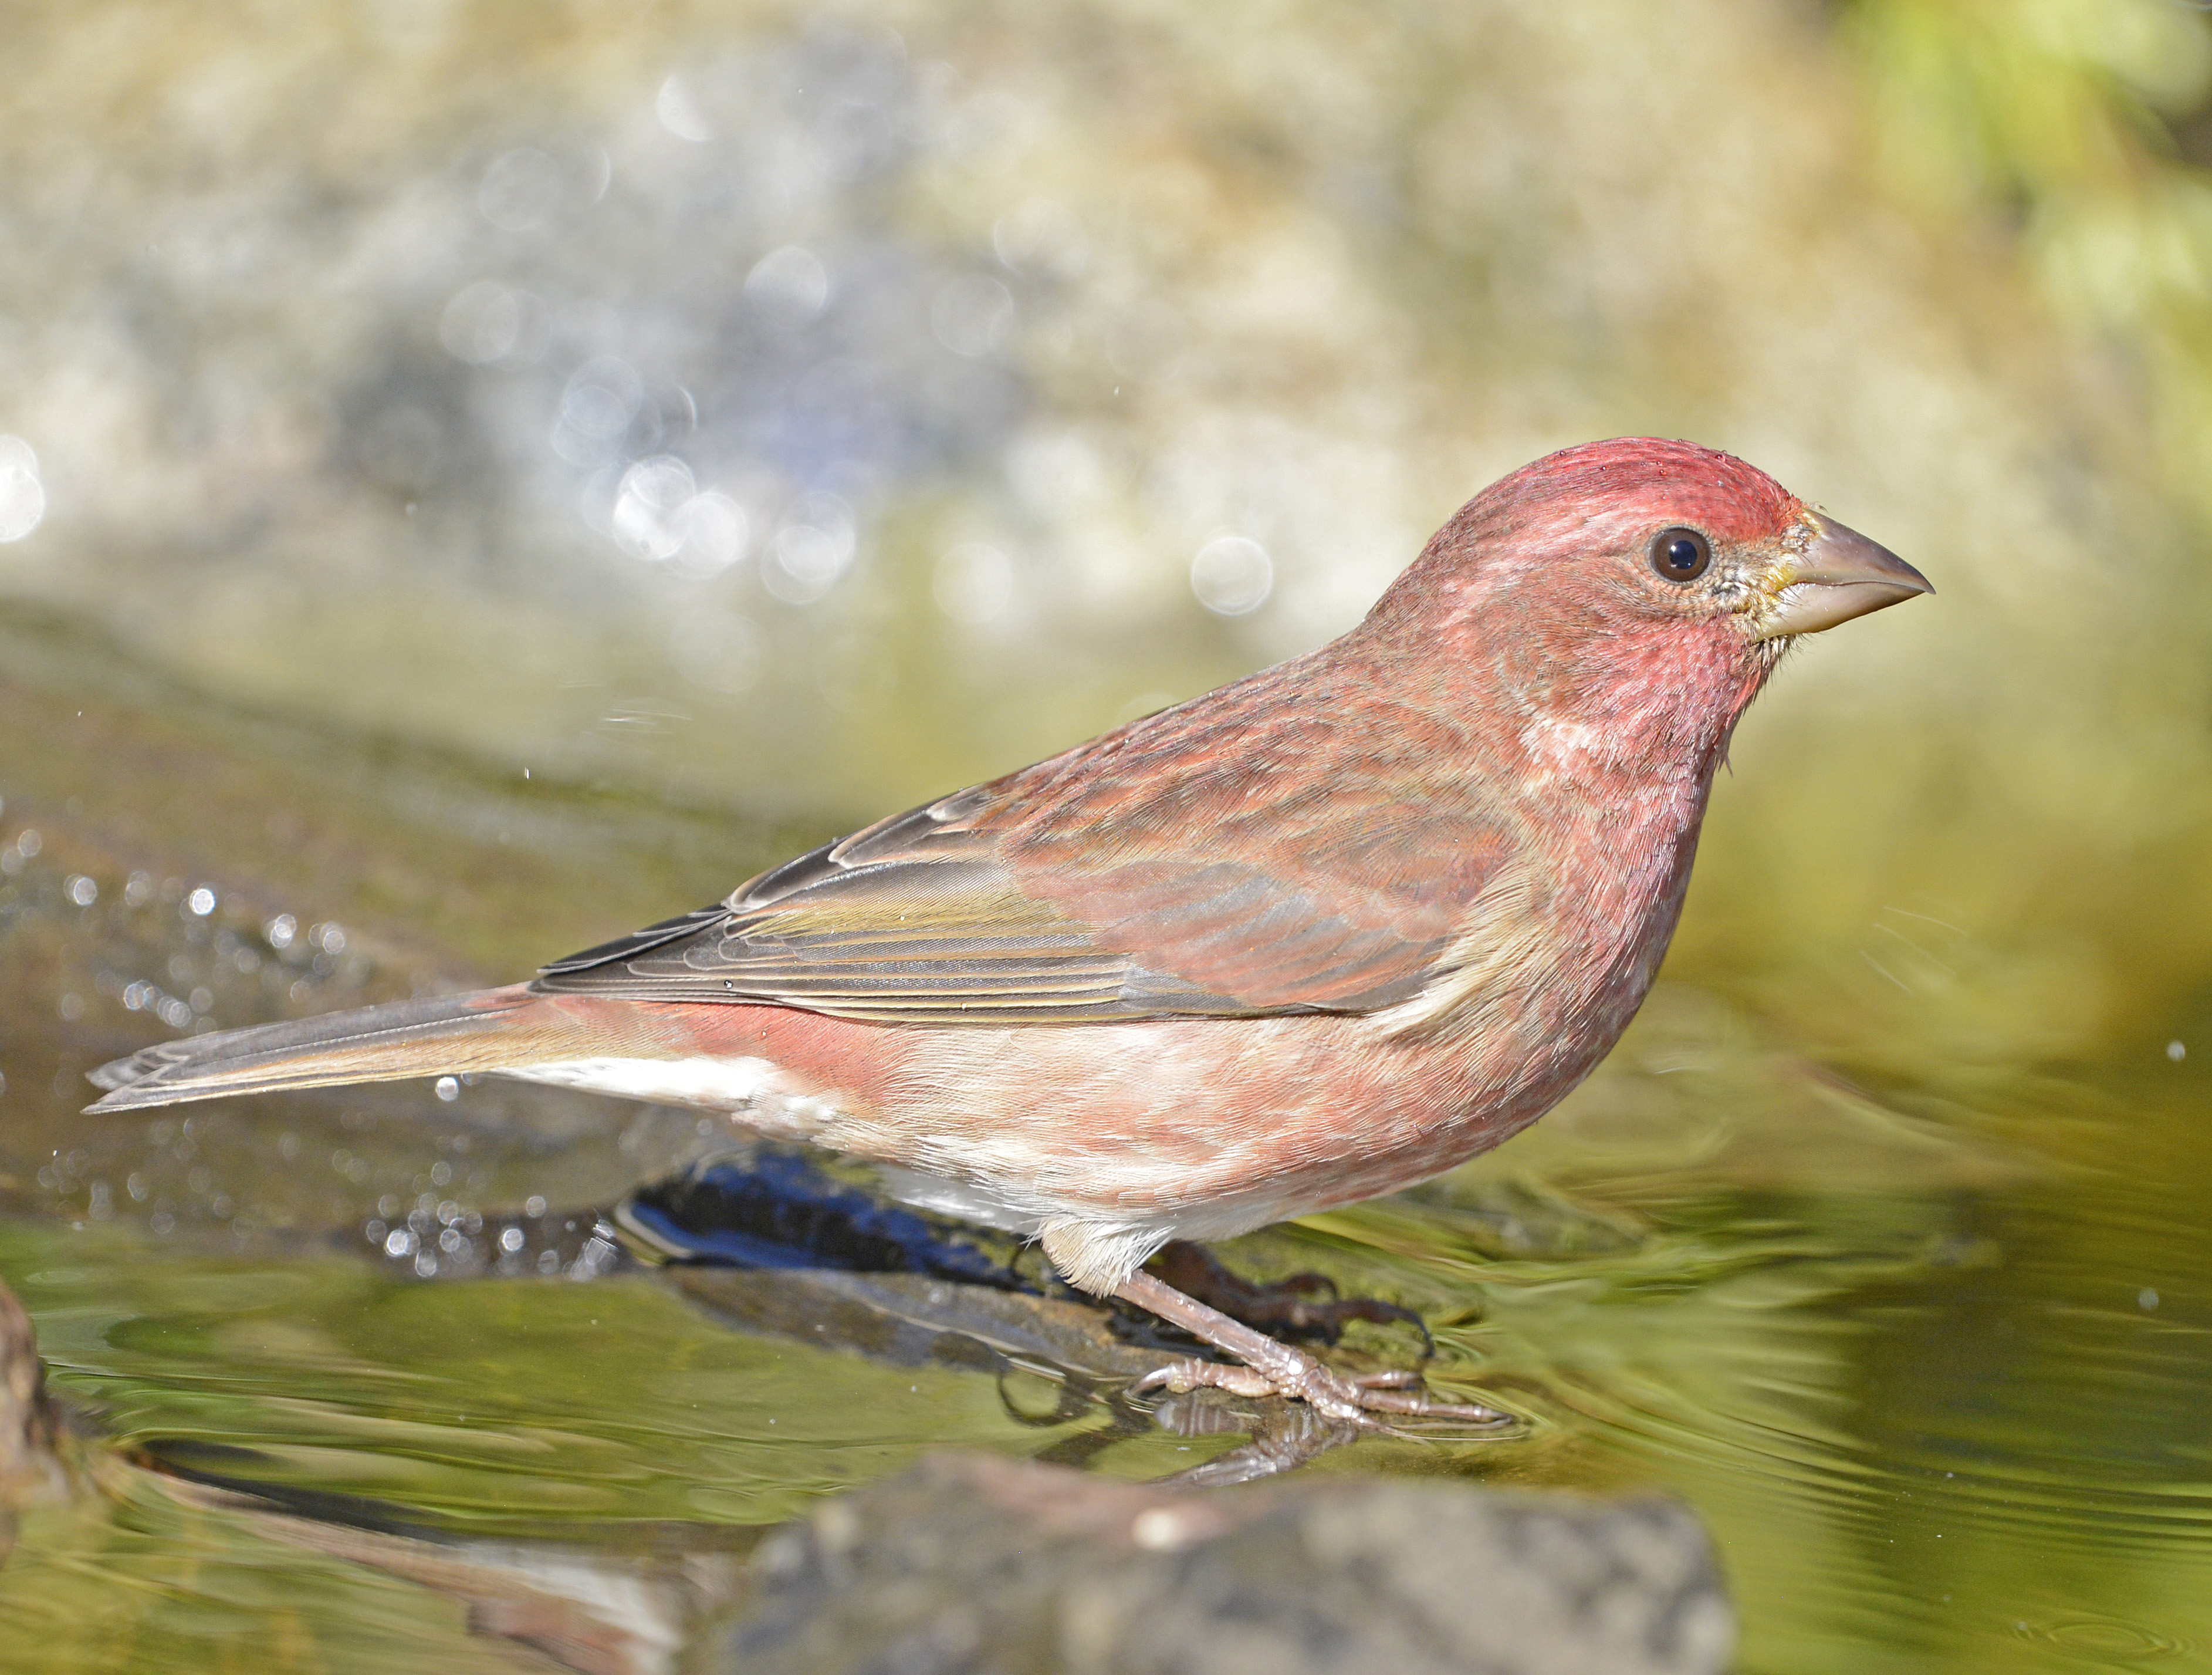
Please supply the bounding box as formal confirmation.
[625,1146,1519,1482]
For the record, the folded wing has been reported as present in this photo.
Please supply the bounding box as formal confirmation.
[535,682,1524,1024]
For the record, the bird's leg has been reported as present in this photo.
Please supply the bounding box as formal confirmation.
[1116,1269,1507,1427]
[1146,1241,1435,1350]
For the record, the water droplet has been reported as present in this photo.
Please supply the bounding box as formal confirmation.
[435,1076,460,1102]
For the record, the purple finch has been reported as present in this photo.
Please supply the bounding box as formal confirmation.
[89,438,1929,1421]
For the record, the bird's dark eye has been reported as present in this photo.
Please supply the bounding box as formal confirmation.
[1649,526,1712,583]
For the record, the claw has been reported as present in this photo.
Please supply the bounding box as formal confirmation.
[1344,1381,1511,1424]
[1351,1369,1423,1391]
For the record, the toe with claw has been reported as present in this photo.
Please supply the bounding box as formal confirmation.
[1114,1265,1513,1431]
[1132,1358,1281,1403]
[1132,1351,1511,1428]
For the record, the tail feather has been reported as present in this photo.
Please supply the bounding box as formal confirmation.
[84,984,554,1113]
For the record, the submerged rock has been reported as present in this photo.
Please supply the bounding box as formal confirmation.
[718,1451,1731,1675]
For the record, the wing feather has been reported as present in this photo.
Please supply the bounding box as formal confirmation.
[533,670,1529,1024]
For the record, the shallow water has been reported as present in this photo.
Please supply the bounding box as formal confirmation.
[2,619,2209,1674]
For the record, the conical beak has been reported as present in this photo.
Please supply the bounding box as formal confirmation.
[1751,512,1933,640]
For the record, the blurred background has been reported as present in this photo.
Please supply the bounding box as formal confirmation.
[5,2,2212,1670]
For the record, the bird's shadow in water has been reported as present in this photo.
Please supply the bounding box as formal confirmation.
[620,1146,1520,1484]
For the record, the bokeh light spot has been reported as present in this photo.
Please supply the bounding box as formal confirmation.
[439,280,547,365]
[941,90,1033,173]
[1190,535,1274,616]
[610,456,698,562]
[656,76,713,143]
[931,275,1015,358]
[477,147,564,231]
[0,437,46,543]
[672,491,749,577]
[556,356,644,464]
[762,492,857,605]
[993,199,1090,279]
[744,247,831,326]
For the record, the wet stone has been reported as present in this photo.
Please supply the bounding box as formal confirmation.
[715,1452,1732,1675]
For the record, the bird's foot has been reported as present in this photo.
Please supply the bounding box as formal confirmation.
[1131,1351,1509,1429]
[1111,1268,1511,1434]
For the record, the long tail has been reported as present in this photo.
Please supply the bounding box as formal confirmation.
[84,984,572,1113]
